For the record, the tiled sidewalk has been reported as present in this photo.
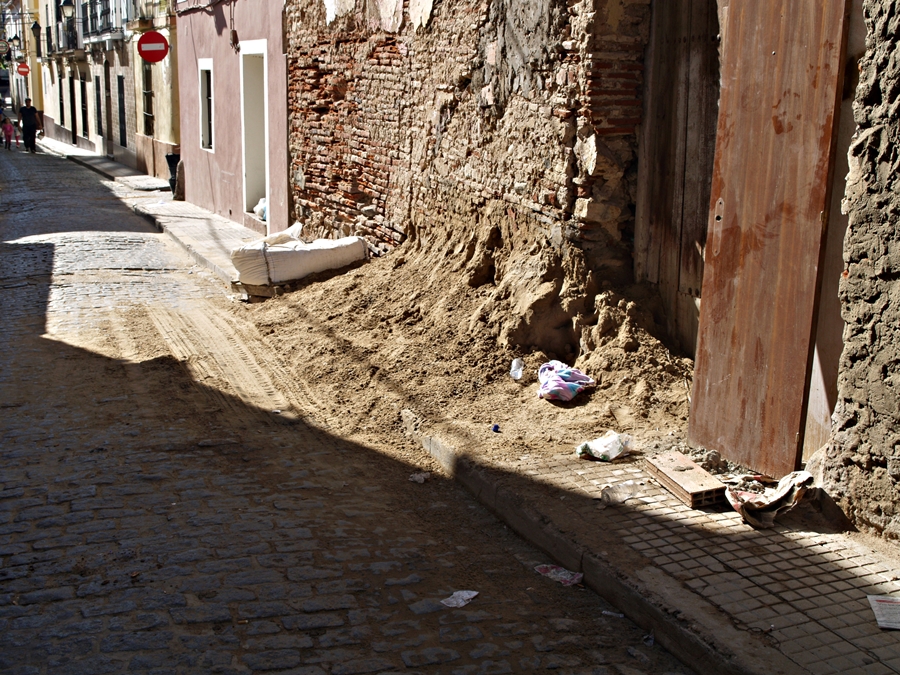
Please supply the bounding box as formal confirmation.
[44,140,900,675]
[472,447,900,675]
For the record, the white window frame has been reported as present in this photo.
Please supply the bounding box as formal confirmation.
[198,58,214,152]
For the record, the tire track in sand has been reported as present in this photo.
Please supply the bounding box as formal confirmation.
[146,300,301,426]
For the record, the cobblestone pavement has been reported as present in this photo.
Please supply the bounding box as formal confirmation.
[0,149,693,674]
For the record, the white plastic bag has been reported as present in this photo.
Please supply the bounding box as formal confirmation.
[575,430,633,461]
[253,197,267,221]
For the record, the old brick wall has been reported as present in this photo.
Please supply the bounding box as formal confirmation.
[820,0,900,539]
[285,0,651,353]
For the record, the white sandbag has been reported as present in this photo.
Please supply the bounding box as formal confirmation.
[231,236,368,286]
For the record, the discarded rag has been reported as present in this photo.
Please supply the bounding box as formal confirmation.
[726,470,814,528]
[537,360,595,401]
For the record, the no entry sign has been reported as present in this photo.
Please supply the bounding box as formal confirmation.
[137,31,169,62]
[16,63,29,76]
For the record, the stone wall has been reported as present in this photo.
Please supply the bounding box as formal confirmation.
[284,0,651,354]
[821,0,900,539]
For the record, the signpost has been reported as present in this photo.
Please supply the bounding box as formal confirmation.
[16,63,29,76]
[137,31,169,63]
[0,40,9,56]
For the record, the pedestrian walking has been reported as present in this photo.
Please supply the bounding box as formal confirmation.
[1,116,14,150]
[17,98,42,153]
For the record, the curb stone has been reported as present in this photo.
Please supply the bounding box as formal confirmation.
[399,409,807,675]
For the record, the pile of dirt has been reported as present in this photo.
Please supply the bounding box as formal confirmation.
[235,232,696,468]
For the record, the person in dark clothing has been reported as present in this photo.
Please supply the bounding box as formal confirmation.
[17,99,42,153]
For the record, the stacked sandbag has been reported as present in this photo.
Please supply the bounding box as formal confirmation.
[231,231,368,286]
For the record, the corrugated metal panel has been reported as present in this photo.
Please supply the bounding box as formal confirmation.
[689,1,849,478]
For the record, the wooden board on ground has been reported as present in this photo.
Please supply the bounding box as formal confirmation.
[645,451,725,508]
[688,1,849,478]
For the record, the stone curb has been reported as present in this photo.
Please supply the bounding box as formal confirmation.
[400,410,807,675]
[138,211,237,286]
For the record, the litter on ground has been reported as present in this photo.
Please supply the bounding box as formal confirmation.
[726,470,814,528]
[869,595,900,630]
[441,590,478,608]
[534,564,583,586]
[599,480,643,506]
[537,360,595,401]
[575,430,633,461]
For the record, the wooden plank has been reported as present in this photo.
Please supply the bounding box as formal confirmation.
[632,0,657,284]
[634,0,719,355]
[689,1,849,478]
[634,1,689,287]
[654,1,691,304]
[677,0,718,301]
[645,451,725,508]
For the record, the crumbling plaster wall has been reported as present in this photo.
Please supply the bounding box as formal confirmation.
[285,0,652,355]
[821,0,900,539]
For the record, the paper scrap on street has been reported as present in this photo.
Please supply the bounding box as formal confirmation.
[868,595,900,629]
[441,590,478,608]
[534,564,583,586]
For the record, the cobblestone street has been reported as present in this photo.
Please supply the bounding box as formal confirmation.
[0,150,693,674]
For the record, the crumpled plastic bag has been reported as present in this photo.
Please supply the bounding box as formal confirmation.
[575,430,633,461]
[253,197,267,221]
[538,360,595,401]
[726,470,814,528]
[441,590,478,607]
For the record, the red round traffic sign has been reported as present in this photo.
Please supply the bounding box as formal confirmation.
[16,63,29,76]
[137,31,169,63]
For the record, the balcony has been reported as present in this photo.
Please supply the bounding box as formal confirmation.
[48,19,79,53]
[81,0,125,45]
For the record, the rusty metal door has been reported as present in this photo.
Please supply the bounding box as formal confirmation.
[688,1,849,478]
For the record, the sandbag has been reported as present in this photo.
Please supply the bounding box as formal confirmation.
[231,235,368,286]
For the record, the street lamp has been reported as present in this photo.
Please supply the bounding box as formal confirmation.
[10,35,20,48]
[31,21,40,57]
[60,0,75,19]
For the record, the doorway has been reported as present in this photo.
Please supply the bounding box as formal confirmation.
[634,0,719,357]
[104,62,112,156]
[240,42,268,224]
[68,75,77,144]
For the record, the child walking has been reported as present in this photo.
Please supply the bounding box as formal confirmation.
[1,117,13,150]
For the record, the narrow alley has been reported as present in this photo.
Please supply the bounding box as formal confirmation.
[0,149,692,673]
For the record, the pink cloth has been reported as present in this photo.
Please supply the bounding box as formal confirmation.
[537,360,595,401]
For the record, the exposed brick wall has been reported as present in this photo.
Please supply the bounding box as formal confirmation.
[821,0,900,539]
[285,0,651,272]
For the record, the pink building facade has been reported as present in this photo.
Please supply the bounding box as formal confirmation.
[174,0,288,234]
